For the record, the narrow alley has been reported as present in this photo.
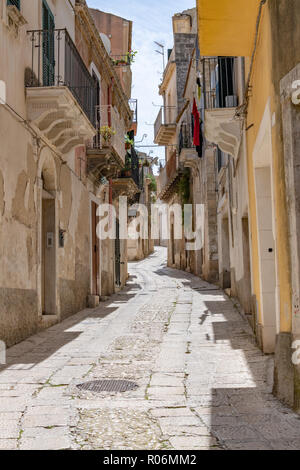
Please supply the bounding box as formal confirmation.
[1,248,300,451]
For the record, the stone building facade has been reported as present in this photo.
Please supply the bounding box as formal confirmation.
[0,0,137,347]
[127,152,155,262]
[197,0,300,410]
[155,8,219,282]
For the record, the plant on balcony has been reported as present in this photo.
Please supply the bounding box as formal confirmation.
[112,58,126,66]
[125,134,134,150]
[126,50,138,64]
[100,126,116,143]
[111,51,137,67]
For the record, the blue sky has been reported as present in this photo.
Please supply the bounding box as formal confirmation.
[87,0,195,162]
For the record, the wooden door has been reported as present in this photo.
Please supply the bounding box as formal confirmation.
[91,202,100,295]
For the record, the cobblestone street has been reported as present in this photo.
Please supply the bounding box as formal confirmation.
[1,247,300,450]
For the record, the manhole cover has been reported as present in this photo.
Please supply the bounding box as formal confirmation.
[77,380,139,393]
[193,287,220,292]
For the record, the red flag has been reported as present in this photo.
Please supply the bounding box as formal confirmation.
[192,98,200,147]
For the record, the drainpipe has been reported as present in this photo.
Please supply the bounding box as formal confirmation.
[109,178,113,230]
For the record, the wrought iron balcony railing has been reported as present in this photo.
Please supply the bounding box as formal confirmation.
[178,122,194,155]
[121,148,140,188]
[154,106,177,143]
[90,104,126,162]
[201,57,238,110]
[154,108,163,140]
[157,150,178,197]
[26,28,97,126]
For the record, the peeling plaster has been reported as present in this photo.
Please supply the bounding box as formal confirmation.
[0,169,5,217]
[11,145,37,228]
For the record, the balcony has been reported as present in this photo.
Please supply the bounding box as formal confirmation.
[154,106,177,146]
[87,104,127,180]
[26,29,97,153]
[110,54,132,67]
[120,148,140,185]
[113,147,140,203]
[157,150,182,201]
[201,57,242,159]
[178,122,201,170]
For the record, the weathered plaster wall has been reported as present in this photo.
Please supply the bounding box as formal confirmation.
[0,0,94,347]
[0,103,39,346]
[89,8,132,99]
[280,64,300,409]
[59,172,91,320]
[201,148,218,283]
[245,0,300,406]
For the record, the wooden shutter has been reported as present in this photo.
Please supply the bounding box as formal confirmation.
[42,0,55,86]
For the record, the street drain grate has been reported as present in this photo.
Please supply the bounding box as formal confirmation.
[77,380,139,393]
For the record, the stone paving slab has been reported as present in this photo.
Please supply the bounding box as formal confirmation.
[1,248,300,450]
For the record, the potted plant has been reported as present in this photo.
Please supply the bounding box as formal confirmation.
[126,50,138,64]
[111,51,137,67]
[125,135,134,150]
[100,126,116,144]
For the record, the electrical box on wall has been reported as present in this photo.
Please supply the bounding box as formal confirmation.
[46,232,54,248]
[59,229,66,248]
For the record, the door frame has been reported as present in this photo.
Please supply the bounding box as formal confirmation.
[253,99,280,353]
[37,148,60,320]
[115,218,121,287]
[89,194,101,297]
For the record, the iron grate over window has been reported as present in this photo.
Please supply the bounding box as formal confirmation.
[77,380,139,394]
[7,0,20,9]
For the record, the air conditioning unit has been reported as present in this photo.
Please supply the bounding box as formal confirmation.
[225,95,238,108]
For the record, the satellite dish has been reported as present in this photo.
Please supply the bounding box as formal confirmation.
[100,33,111,55]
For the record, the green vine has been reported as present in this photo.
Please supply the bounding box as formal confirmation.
[178,170,190,205]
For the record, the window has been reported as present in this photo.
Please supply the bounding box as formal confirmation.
[42,0,55,86]
[217,148,228,173]
[217,57,237,108]
[7,0,20,9]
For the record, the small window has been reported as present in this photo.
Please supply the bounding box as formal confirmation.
[7,0,20,10]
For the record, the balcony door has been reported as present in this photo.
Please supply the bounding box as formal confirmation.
[217,57,235,108]
[93,71,101,146]
[42,0,55,86]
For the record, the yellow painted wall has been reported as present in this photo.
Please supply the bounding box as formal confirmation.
[197,0,261,57]
[245,5,292,333]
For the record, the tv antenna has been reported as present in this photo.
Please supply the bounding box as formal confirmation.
[154,41,165,73]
